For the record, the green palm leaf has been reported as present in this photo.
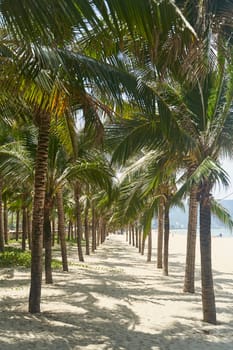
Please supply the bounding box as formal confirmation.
[176,157,230,201]
[0,142,34,185]
[64,159,114,191]
[211,199,233,231]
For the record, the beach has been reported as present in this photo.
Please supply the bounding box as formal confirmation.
[0,233,233,349]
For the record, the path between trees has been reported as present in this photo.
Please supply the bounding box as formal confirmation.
[0,234,233,349]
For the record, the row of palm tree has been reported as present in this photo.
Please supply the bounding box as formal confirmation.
[109,62,233,324]
[0,0,233,325]
[105,1,233,325]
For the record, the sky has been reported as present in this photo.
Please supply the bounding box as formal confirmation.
[214,158,233,201]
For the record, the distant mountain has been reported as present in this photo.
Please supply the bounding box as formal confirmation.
[153,200,233,229]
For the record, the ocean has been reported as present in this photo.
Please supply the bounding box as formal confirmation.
[167,228,233,237]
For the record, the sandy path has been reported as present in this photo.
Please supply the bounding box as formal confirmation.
[0,234,233,349]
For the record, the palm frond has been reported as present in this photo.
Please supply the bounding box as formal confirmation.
[108,118,165,165]
[0,141,34,186]
[65,159,114,192]
[141,196,160,238]
[84,0,196,72]
[1,0,99,45]
[175,157,230,201]
[211,199,233,232]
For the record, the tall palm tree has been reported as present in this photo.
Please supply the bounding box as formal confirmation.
[174,0,233,298]
[175,51,233,322]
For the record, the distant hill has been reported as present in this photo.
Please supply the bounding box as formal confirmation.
[153,200,233,229]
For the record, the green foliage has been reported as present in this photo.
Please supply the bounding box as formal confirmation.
[0,246,62,269]
[0,247,31,268]
[66,237,86,246]
[211,200,233,232]
[51,259,63,270]
[175,157,230,202]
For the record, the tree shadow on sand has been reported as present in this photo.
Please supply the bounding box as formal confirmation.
[1,235,233,349]
[1,307,233,350]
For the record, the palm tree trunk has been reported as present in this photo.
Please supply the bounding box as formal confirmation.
[56,189,68,271]
[27,209,32,250]
[147,230,152,262]
[135,224,139,248]
[57,227,60,244]
[184,185,198,293]
[44,199,53,284]
[16,209,20,242]
[68,220,71,240]
[138,227,142,253]
[129,225,132,245]
[74,222,77,240]
[52,217,55,247]
[84,208,90,255]
[10,212,14,235]
[91,204,96,252]
[29,112,50,313]
[22,207,27,251]
[3,197,8,244]
[74,182,84,262]
[200,187,216,324]
[163,203,170,276]
[99,216,105,244]
[132,225,135,246]
[0,178,4,252]
[141,233,145,255]
[157,197,164,269]
[97,220,101,246]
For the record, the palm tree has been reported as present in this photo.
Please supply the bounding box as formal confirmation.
[175,51,233,322]
[0,0,199,314]
[28,110,51,312]
[174,0,233,298]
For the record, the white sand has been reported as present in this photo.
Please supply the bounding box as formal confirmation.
[1,233,233,349]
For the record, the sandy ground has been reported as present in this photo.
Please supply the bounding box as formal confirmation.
[0,233,233,350]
